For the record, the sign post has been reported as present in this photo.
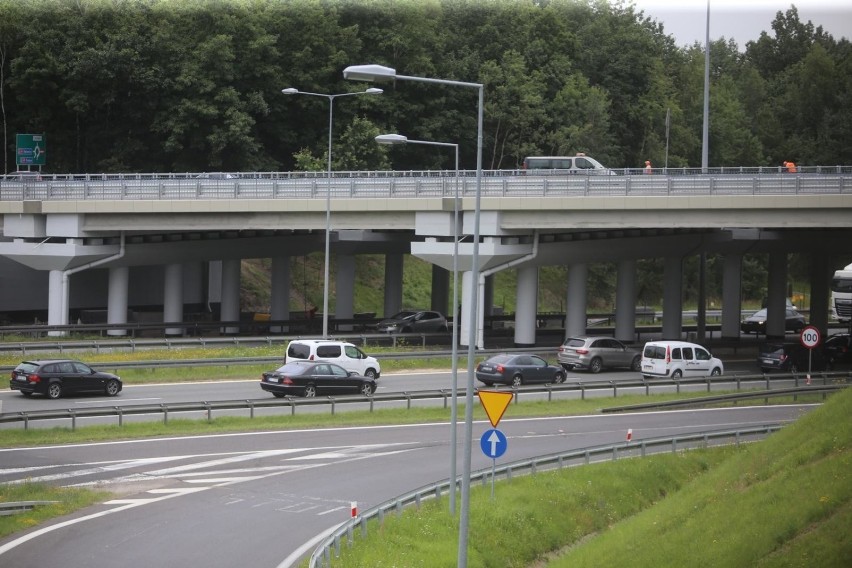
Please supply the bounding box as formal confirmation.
[477,390,513,498]
[799,325,821,382]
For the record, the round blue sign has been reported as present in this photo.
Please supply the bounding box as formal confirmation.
[480,428,507,459]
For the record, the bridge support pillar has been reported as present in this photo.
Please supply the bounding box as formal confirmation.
[220,258,241,334]
[809,252,831,334]
[721,253,743,339]
[565,264,588,338]
[514,264,538,347]
[766,252,788,339]
[615,260,637,343]
[164,263,184,336]
[47,269,66,336]
[336,254,356,331]
[107,266,129,336]
[662,257,683,340]
[430,265,450,316]
[270,256,290,333]
[384,253,404,318]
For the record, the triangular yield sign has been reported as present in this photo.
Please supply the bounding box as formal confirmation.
[478,390,513,427]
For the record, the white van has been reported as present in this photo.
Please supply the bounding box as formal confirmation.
[285,340,381,379]
[522,153,614,175]
[641,341,723,379]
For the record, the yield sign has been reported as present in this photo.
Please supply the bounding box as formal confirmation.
[478,390,513,427]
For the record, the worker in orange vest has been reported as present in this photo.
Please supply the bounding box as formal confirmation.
[783,161,797,173]
[644,160,652,174]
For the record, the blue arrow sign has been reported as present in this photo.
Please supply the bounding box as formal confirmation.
[480,428,507,459]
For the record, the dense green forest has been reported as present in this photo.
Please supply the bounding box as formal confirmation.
[0,0,850,175]
[1,0,849,315]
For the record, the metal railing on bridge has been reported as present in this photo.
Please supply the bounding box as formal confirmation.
[2,167,850,201]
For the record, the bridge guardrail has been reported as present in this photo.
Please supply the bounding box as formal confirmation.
[308,422,793,567]
[2,373,847,430]
[2,169,851,201]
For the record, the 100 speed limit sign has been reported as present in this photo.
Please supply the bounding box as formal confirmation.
[799,326,821,350]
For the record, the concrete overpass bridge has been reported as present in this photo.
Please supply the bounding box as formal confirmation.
[1,168,851,346]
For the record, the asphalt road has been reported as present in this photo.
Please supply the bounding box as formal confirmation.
[0,405,813,568]
[0,355,772,417]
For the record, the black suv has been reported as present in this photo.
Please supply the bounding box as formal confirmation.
[10,360,122,399]
[756,343,828,373]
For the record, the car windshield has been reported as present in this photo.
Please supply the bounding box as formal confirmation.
[273,363,311,374]
[750,309,768,318]
[389,311,416,319]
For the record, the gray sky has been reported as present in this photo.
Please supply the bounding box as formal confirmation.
[627,0,852,48]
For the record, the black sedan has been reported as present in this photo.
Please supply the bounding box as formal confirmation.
[10,359,122,399]
[756,343,828,373]
[823,333,851,367]
[475,354,565,387]
[260,360,377,398]
[741,308,806,334]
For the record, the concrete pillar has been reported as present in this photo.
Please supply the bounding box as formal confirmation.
[766,252,787,338]
[662,257,683,340]
[514,264,538,347]
[483,274,494,319]
[208,260,222,309]
[107,266,129,337]
[809,252,831,334]
[565,264,588,338]
[431,265,449,316]
[336,254,356,331]
[220,259,241,334]
[163,263,184,336]
[47,269,65,336]
[460,270,478,348]
[721,253,743,339]
[614,260,637,343]
[270,256,290,333]
[384,253,404,317]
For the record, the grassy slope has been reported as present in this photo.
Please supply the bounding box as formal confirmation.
[333,388,851,568]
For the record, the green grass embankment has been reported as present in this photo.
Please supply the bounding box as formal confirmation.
[329,388,852,568]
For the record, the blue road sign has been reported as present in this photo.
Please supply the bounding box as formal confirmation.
[480,428,507,459]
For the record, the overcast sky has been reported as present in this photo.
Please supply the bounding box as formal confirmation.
[626,0,852,48]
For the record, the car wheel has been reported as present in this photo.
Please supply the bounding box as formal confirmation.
[630,355,641,372]
[511,374,523,387]
[105,379,121,396]
[553,371,565,384]
[303,385,317,398]
[359,383,375,396]
[272,392,287,398]
[671,369,683,379]
[710,367,722,377]
[47,382,62,399]
[589,358,603,374]
[364,368,377,379]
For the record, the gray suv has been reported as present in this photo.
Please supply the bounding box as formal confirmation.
[557,336,641,373]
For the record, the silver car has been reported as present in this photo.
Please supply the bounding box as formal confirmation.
[557,336,641,373]
[374,310,448,334]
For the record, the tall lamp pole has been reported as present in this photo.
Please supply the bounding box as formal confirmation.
[345,64,483,568]
[281,87,383,338]
[375,133,461,515]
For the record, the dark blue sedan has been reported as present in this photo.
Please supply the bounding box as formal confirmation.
[475,354,565,387]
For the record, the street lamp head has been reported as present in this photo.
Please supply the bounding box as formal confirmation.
[364,87,384,95]
[343,64,397,82]
[281,88,299,95]
[375,134,408,145]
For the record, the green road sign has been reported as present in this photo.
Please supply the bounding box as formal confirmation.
[16,133,47,166]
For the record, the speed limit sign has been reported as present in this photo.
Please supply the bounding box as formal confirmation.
[800,326,821,350]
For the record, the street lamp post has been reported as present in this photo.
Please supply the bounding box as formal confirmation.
[281,87,383,338]
[375,133,461,515]
[345,64,483,568]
